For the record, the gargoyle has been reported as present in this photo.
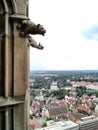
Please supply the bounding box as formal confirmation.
[27,35,44,50]
[17,20,46,37]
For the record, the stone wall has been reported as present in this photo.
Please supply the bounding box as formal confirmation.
[0,0,29,130]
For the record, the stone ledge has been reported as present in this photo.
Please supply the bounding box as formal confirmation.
[10,14,29,20]
[0,97,24,107]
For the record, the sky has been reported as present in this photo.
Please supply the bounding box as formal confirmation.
[29,0,98,71]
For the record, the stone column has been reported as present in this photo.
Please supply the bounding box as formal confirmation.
[0,0,30,130]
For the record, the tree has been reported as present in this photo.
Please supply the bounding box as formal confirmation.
[47,117,53,121]
[52,89,69,99]
[95,91,98,97]
[42,122,47,127]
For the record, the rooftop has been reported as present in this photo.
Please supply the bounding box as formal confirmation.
[35,120,79,130]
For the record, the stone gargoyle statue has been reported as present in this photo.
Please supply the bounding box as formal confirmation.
[17,19,46,49]
[27,35,44,50]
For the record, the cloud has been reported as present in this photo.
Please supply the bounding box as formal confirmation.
[81,24,98,41]
[29,0,98,70]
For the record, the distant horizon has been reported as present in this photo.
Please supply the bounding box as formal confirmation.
[30,69,98,71]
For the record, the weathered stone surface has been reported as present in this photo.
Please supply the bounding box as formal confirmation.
[0,0,45,129]
[15,0,28,15]
[5,36,13,97]
[0,0,29,130]
[14,103,25,130]
[14,37,29,96]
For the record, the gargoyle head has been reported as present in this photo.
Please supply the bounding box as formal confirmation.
[37,43,44,49]
[30,42,44,50]
[17,20,46,37]
[36,24,46,36]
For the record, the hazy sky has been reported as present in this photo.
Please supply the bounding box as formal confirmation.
[29,0,98,70]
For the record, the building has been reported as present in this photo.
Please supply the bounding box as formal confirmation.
[45,106,67,119]
[77,105,90,115]
[77,116,98,130]
[36,120,79,130]
[0,0,29,130]
[0,0,46,129]
[86,83,98,90]
[50,81,59,90]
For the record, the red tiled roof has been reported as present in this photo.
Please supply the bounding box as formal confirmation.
[29,119,41,129]
[29,119,36,128]
[92,112,98,117]
[59,100,67,106]
[48,106,67,116]
[71,81,98,86]
[77,105,89,112]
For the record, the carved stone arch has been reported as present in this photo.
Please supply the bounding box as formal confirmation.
[0,0,9,13]
[0,0,17,15]
[0,1,6,96]
[10,0,17,14]
[6,0,17,14]
[4,0,17,14]
[0,2,5,35]
[0,2,4,14]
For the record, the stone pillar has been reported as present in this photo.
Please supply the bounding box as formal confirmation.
[0,0,29,130]
[0,1,46,130]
